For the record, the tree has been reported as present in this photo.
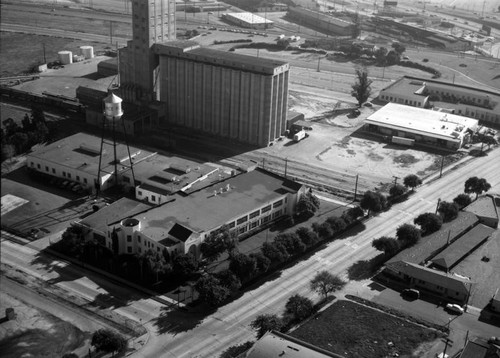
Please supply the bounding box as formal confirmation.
[391,42,406,55]
[437,201,459,222]
[310,270,346,300]
[479,134,497,151]
[250,314,282,339]
[21,113,33,131]
[464,177,491,199]
[220,341,255,358]
[215,269,242,292]
[341,205,364,224]
[351,67,372,107]
[385,50,400,65]
[389,184,407,198]
[195,274,230,307]
[396,223,421,248]
[172,254,198,278]
[285,294,314,321]
[403,174,422,191]
[374,46,388,65]
[91,329,127,356]
[360,191,387,216]
[261,241,289,265]
[372,236,400,256]
[249,252,271,274]
[315,222,334,240]
[414,213,442,236]
[295,191,320,220]
[453,193,472,209]
[325,216,347,234]
[200,225,236,262]
[229,253,257,282]
[275,232,306,256]
[295,226,319,247]
[10,132,29,154]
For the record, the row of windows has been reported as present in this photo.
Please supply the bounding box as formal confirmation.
[229,199,285,228]
[231,210,283,236]
[30,162,89,184]
[127,234,162,251]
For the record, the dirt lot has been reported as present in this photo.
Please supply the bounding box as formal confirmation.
[0,290,88,358]
[290,299,443,358]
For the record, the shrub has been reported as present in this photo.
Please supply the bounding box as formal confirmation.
[414,212,443,236]
[396,224,421,248]
[437,201,459,222]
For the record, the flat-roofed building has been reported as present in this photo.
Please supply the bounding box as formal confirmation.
[26,133,218,196]
[464,194,499,228]
[378,76,500,127]
[287,7,357,37]
[83,168,305,258]
[222,12,274,29]
[365,103,479,150]
[154,41,290,147]
[26,133,156,193]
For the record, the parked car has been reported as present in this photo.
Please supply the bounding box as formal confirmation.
[402,288,420,299]
[445,303,464,314]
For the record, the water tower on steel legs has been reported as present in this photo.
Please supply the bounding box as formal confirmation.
[96,92,136,197]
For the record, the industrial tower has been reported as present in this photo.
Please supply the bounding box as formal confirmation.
[119,0,176,103]
[96,92,136,197]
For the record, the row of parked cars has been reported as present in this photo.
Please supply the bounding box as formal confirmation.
[402,289,465,314]
[49,177,86,195]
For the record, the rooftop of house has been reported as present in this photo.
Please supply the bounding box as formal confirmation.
[387,211,479,266]
[27,132,155,177]
[365,103,479,141]
[131,168,303,242]
[246,331,345,358]
[385,260,472,294]
[464,195,499,227]
[431,224,495,271]
[154,41,289,75]
[460,338,500,358]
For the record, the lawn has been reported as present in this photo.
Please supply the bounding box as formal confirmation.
[290,300,443,358]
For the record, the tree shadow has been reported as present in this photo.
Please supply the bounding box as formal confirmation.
[347,253,387,281]
[153,305,211,335]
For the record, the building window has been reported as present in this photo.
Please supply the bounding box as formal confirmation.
[127,235,132,242]
[67,173,71,179]
[249,210,260,219]
[37,164,41,169]
[138,236,141,243]
[228,222,235,229]
[45,166,49,172]
[138,191,143,196]
[237,216,248,225]
[273,200,283,208]
[127,246,132,253]
[261,205,271,213]
[250,221,259,229]
[52,168,56,174]
[84,178,88,184]
[62,171,66,177]
[138,247,142,253]
[238,225,247,234]
[31,162,35,167]
[76,176,80,182]
[272,210,282,219]
[157,247,160,252]
[151,196,156,202]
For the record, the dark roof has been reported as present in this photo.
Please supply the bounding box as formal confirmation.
[431,224,495,270]
[460,338,491,358]
[168,223,193,242]
[465,195,499,226]
[385,261,472,295]
[288,7,355,28]
[154,42,289,75]
[387,211,478,265]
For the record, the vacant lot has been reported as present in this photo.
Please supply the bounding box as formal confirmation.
[0,290,88,358]
[290,300,442,358]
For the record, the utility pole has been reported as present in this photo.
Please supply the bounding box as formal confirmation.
[439,155,445,178]
[353,174,359,201]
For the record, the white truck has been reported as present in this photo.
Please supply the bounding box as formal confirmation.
[293,130,307,142]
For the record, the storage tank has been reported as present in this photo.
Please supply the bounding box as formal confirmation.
[58,50,73,64]
[80,46,94,59]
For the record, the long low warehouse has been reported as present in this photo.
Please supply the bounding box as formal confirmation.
[364,103,479,150]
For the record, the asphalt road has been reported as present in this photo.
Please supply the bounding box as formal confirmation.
[3,146,497,358]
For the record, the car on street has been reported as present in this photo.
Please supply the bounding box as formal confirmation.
[445,303,464,314]
[402,288,420,300]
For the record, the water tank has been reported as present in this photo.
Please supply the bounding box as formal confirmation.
[103,92,123,120]
[80,46,94,59]
[58,50,73,64]
[120,217,141,234]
